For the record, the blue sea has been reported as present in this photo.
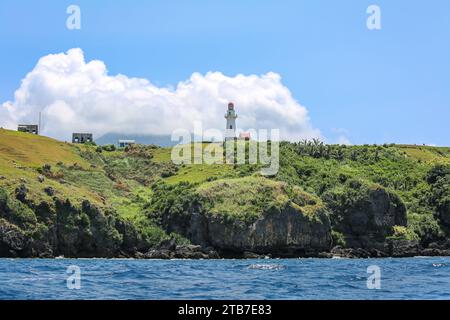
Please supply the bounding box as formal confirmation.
[0,257,449,300]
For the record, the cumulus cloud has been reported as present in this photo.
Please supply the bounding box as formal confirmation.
[331,128,352,145]
[1,48,321,142]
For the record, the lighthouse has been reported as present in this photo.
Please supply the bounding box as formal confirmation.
[224,102,237,140]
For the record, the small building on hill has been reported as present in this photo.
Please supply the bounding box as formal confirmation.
[72,133,93,144]
[18,124,38,135]
[239,132,251,141]
[118,139,135,148]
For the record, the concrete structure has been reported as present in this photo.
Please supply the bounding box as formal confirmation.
[72,133,93,144]
[224,102,237,140]
[118,139,136,148]
[18,124,39,135]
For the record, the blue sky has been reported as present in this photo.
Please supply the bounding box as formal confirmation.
[0,0,449,145]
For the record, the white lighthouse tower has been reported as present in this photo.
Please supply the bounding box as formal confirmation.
[224,102,237,140]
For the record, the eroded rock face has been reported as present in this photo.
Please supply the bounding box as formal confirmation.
[0,219,28,257]
[161,204,332,257]
[0,187,153,258]
[207,206,332,256]
[324,183,407,249]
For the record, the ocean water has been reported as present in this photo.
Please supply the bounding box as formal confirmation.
[0,257,449,300]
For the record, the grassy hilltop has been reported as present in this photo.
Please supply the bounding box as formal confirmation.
[0,128,449,258]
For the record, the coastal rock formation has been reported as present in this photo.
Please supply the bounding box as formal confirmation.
[151,177,333,257]
[204,205,331,257]
[1,129,450,259]
[323,180,407,249]
[0,187,153,258]
[0,219,28,257]
[158,207,332,257]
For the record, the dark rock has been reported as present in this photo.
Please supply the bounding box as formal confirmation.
[134,251,145,259]
[158,238,177,251]
[160,204,332,257]
[14,184,28,202]
[145,249,172,259]
[143,243,220,260]
[421,248,442,256]
[331,246,372,258]
[0,219,28,257]
[318,252,333,258]
[173,245,212,259]
[243,251,263,259]
[324,184,407,250]
[385,239,420,257]
[115,219,151,253]
[44,186,55,196]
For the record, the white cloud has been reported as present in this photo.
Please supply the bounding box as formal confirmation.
[0,48,321,142]
[330,128,352,145]
[336,135,352,145]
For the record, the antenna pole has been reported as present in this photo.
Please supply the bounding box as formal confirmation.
[39,112,42,135]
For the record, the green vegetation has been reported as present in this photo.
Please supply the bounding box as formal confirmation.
[275,141,450,244]
[0,128,449,257]
[197,176,323,222]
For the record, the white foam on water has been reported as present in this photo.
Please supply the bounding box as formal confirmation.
[247,264,285,271]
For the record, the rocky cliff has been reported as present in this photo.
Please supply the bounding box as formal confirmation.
[1,129,450,258]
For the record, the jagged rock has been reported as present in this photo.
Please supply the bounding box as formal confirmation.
[174,245,209,259]
[158,238,177,251]
[143,244,220,259]
[331,246,373,258]
[145,249,172,259]
[385,239,420,257]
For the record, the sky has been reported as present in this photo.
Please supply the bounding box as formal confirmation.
[0,0,449,145]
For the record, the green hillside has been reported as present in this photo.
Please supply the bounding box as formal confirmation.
[0,128,449,258]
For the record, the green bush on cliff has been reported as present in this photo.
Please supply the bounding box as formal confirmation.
[147,182,205,221]
[197,176,325,223]
[389,226,419,241]
[0,188,37,229]
[331,230,346,247]
[426,164,450,226]
[408,212,445,245]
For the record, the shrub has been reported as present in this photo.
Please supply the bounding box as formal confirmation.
[102,144,116,152]
[331,230,346,247]
[389,225,419,241]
